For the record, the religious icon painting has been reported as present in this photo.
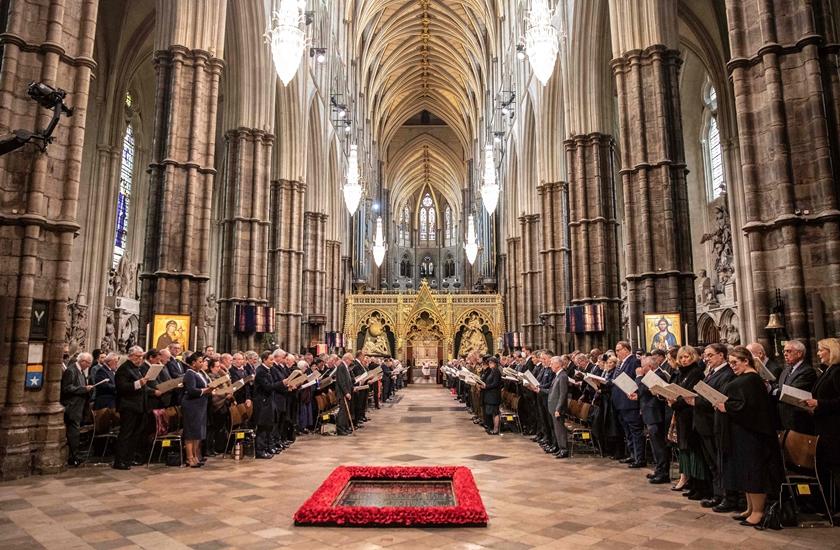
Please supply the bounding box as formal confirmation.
[152,314,191,351]
[644,312,682,352]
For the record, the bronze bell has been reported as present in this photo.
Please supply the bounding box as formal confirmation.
[765,313,784,330]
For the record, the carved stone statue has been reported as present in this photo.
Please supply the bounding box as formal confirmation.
[65,301,88,353]
[109,254,139,299]
[362,315,391,356]
[620,281,629,336]
[100,309,118,352]
[458,313,488,357]
[696,269,715,306]
[701,205,735,291]
[720,322,741,345]
[203,293,218,348]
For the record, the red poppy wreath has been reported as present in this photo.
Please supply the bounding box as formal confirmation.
[293,465,488,527]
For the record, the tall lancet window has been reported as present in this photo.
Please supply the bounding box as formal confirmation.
[399,205,410,246]
[702,81,725,201]
[419,192,436,243]
[444,205,452,246]
[113,93,135,268]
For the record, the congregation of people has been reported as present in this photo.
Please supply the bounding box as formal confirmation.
[59,343,405,470]
[445,338,840,528]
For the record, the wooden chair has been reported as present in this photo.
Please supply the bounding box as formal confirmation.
[224,403,256,459]
[779,430,834,527]
[147,407,183,467]
[85,406,119,461]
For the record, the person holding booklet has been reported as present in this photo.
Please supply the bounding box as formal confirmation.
[182,352,212,468]
[667,346,710,498]
[712,346,783,528]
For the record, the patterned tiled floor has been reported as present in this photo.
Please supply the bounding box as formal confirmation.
[1,385,837,549]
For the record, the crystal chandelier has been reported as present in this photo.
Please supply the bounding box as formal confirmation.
[343,144,363,215]
[372,216,387,267]
[525,0,559,86]
[266,0,307,86]
[481,144,500,215]
[464,214,479,265]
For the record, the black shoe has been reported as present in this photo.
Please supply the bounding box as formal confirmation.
[555,450,570,459]
[731,513,750,521]
[701,497,723,508]
[255,452,274,459]
[687,491,705,501]
[628,462,647,469]
[649,475,670,484]
[130,460,143,467]
[112,463,131,470]
[67,457,82,467]
[646,473,656,479]
[739,519,762,527]
[619,457,634,464]
[713,500,740,513]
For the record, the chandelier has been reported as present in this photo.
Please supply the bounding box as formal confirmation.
[343,144,363,215]
[525,0,559,86]
[266,0,307,86]
[372,216,387,267]
[481,144,499,215]
[464,214,479,265]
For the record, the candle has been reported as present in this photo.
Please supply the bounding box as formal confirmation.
[193,325,198,351]
[145,323,150,350]
[636,325,642,351]
[684,323,689,345]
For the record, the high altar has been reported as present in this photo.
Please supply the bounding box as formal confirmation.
[343,280,503,362]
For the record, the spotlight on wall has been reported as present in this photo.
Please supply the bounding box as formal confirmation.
[344,125,352,134]
[516,43,526,60]
[310,47,327,64]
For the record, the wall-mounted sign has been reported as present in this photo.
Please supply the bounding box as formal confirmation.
[30,300,49,341]
[25,363,43,390]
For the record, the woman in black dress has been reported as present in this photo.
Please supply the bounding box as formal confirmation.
[182,352,211,468]
[714,346,782,527]
[804,338,840,511]
[667,346,709,498]
[481,357,502,435]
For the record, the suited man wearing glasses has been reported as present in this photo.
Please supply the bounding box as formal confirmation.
[775,339,818,435]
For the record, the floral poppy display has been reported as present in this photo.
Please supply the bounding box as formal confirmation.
[294,465,488,527]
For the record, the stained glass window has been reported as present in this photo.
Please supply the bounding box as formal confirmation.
[112,99,135,269]
[400,206,410,245]
[444,206,452,245]
[420,193,435,242]
[703,83,725,201]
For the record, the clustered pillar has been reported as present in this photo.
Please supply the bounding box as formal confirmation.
[269,179,305,350]
[302,211,327,342]
[726,0,840,344]
[539,181,570,353]
[218,128,273,352]
[0,0,99,479]
[611,44,697,347]
[566,134,622,350]
[140,43,224,351]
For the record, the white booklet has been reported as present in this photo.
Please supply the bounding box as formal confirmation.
[614,372,638,396]
[779,384,812,410]
[694,380,728,407]
[641,370,667,389]
[583,373,607,389]
[757,362,777,382]
[143,363,164,381]
[523,369,540,389]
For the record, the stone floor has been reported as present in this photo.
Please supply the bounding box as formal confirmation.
[1,385,837,549]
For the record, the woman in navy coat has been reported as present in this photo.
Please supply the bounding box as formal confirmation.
[182,352,211,467]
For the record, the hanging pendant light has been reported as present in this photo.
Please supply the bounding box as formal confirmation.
[481,144,500,215]
[266,0,307,86]
[464,214,479,265]
[372,216,387,267]
[343,144,363,215]
[525,0,559,86]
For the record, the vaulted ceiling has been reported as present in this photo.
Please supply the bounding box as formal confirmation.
[351,0,498,215]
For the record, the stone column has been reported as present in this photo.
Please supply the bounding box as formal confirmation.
[269,179,305,351]
[217,129,273,351]
[539,181,571,353]
[519,214,542,348]
[325,239,343,332]
[609,1,696,346]
[505,236,522,338]
[726,0,840,343]
[566,134,622,349]
[302,211,327,344]
[139,1,226,352]
[0,0,99,479]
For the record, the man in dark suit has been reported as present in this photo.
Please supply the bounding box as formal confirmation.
[336,353,355,435]
[92,353,119,410]
[142,349,173,410]
[61,351,93,466]
[228,352,253,406]
[690,343,736,510]
[253,350,278,458]
[535,352,558,453]
[164,342,187,405]
[351,352,368,424]
[609,341,645,467]
[546,356,570,458]
[269,350,291,452]
[633,356,670,483]
[775,339,818,434]
[113,346,159,470]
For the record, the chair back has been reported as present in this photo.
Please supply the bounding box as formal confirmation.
[782,430,819,471]
[238,403,250,423]
[229,403,243,428]
[92,407,115,433]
